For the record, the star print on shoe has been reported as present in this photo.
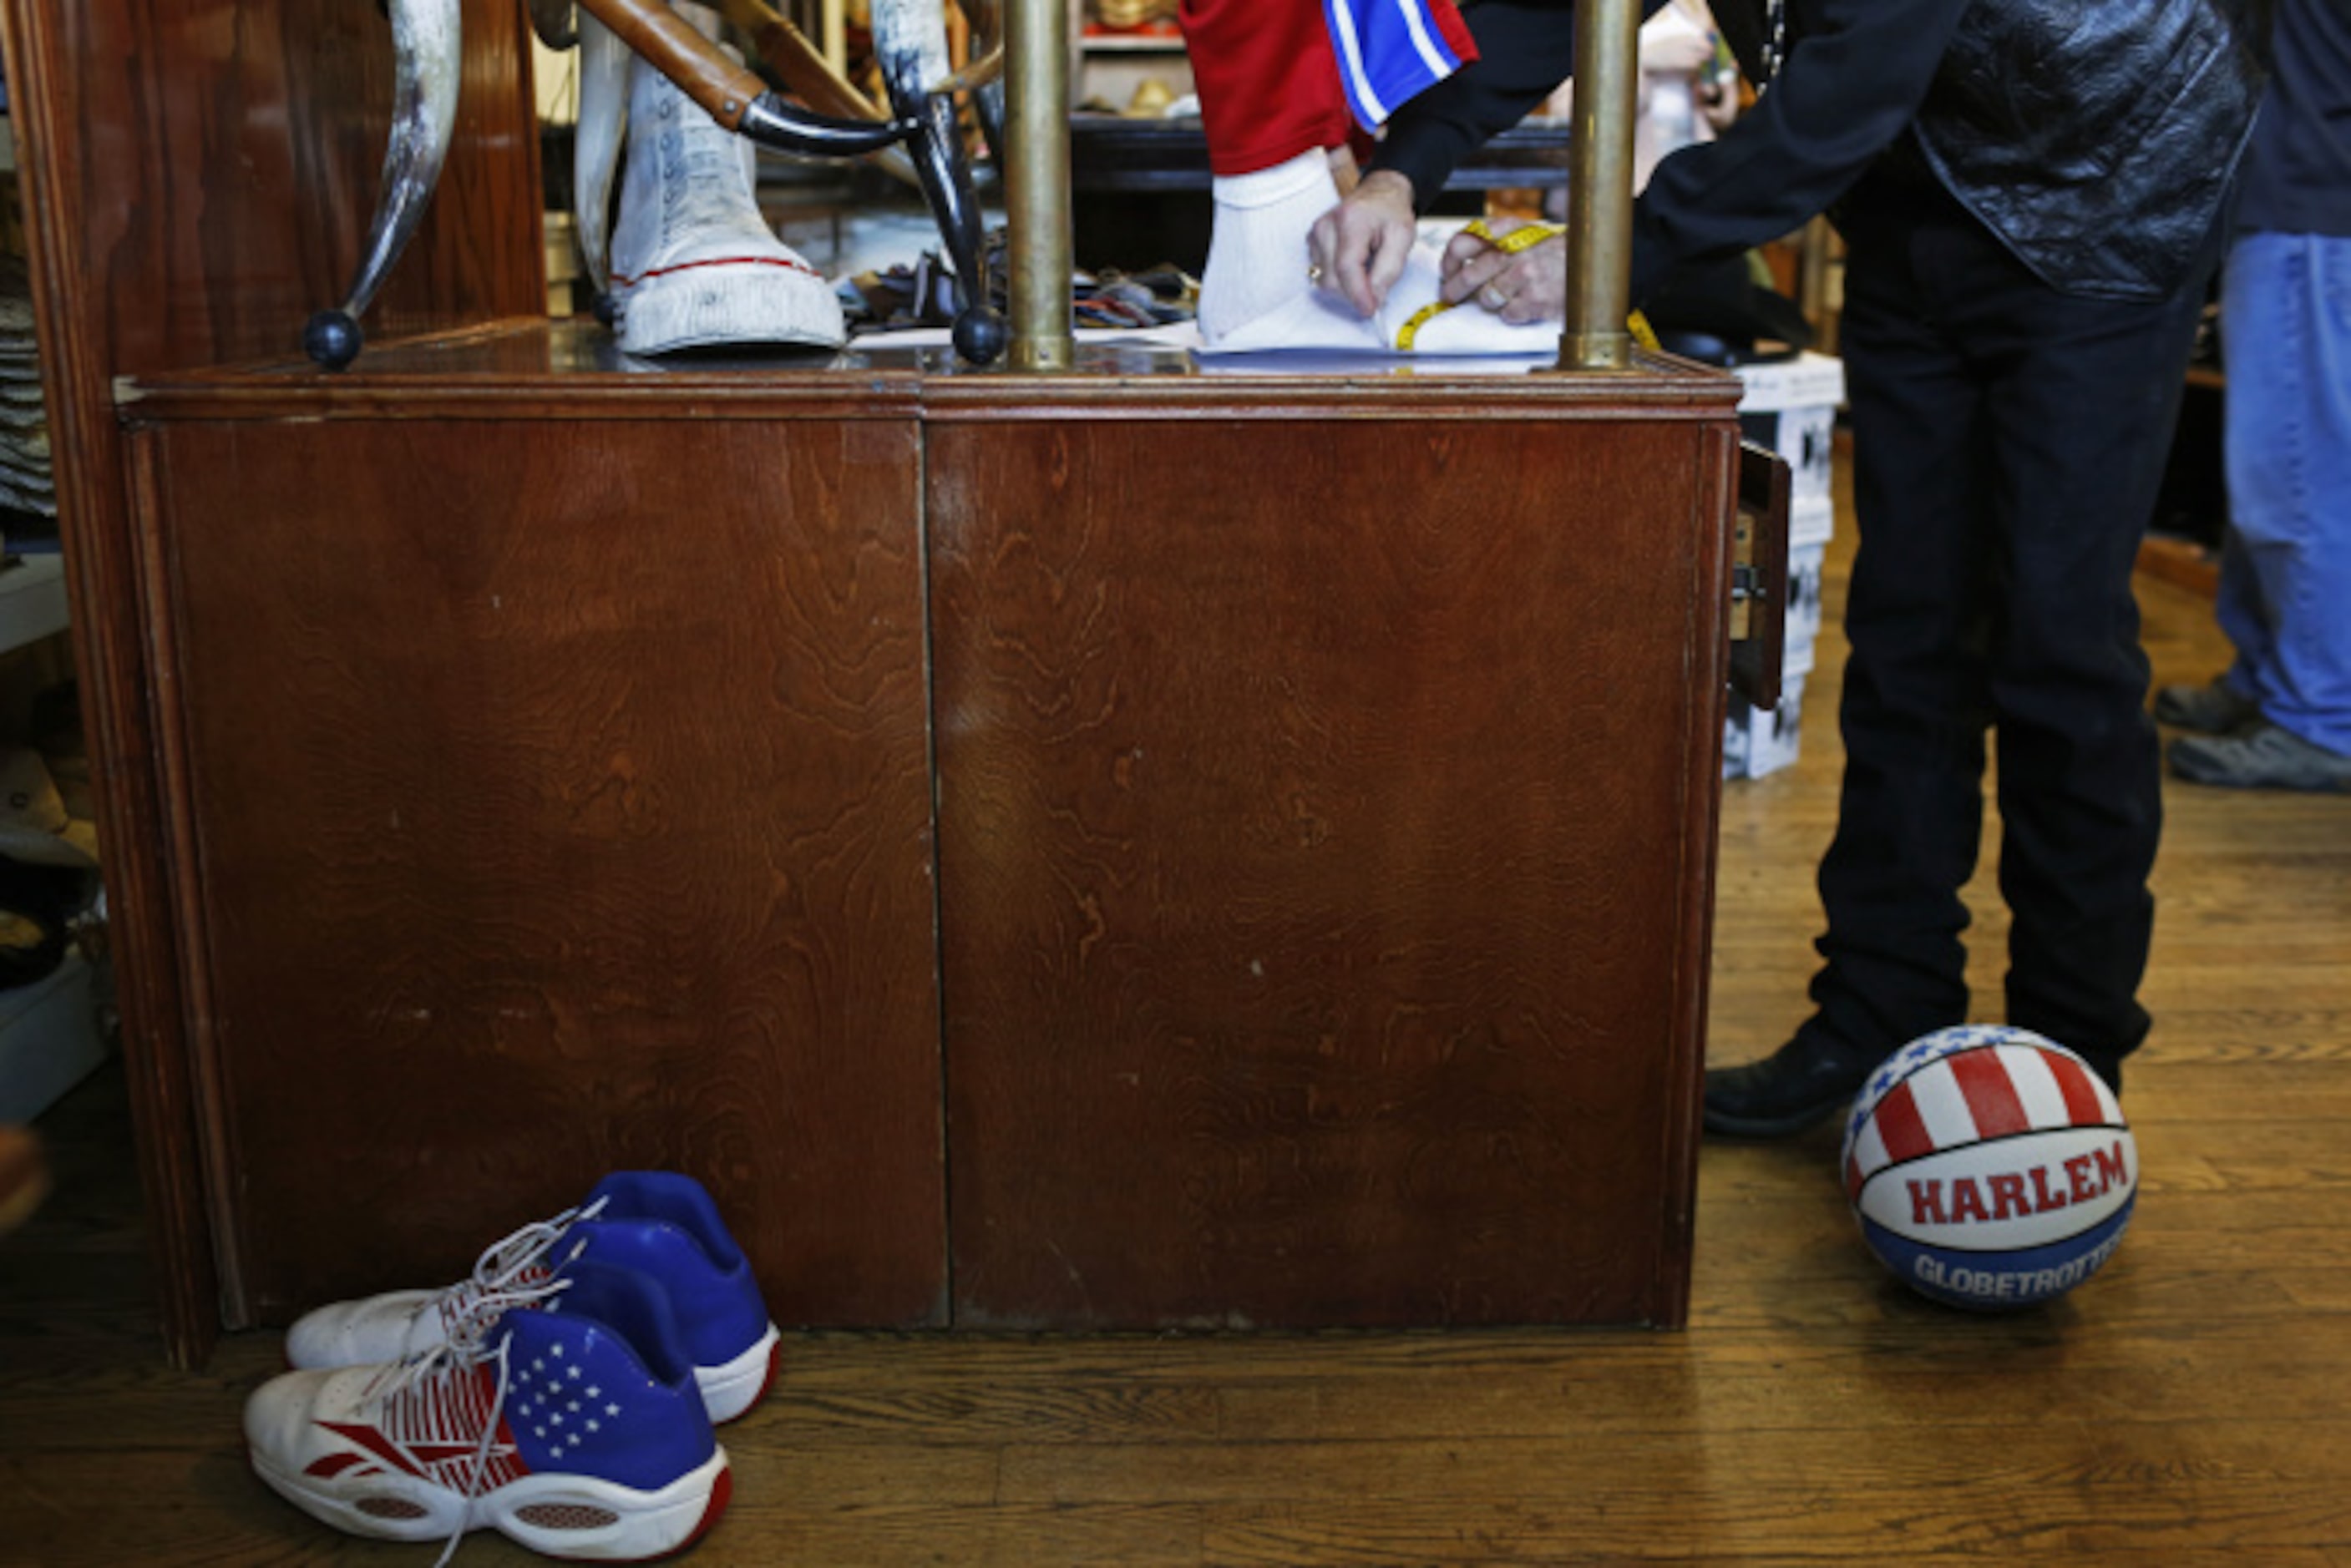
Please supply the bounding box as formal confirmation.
[246,1260,731,1564]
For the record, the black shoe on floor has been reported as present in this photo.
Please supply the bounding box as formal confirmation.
[2169,721,2351,792]
[2151,678,2260,736]
[1704,1036,1877,1139]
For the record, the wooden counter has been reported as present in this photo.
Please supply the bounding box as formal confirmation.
[119,323,1746,1332]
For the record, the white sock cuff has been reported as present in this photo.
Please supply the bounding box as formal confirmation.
[1213,148,1340,211]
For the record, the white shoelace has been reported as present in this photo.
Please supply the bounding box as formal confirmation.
[428,1196,612,1343]
[362,1271,575,1568]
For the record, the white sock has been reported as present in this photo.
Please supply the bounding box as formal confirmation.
[1198,148,1345,346]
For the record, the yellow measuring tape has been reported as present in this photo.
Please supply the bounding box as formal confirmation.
[1394,219,1662,355]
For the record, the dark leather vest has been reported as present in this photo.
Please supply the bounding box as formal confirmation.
[1713,0,2267,300]
[1913,0,2265,299]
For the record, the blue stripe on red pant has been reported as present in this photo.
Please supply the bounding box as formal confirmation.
[1322,0,1472,131]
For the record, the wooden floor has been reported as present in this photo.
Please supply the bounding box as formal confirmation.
[6,453,2350,1565]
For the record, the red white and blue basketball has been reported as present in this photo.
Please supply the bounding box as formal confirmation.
[1841,1024,2136,1311]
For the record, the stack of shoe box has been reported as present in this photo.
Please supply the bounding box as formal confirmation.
[1724,352,1843,779]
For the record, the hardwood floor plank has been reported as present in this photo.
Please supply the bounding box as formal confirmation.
[1200,1501,2351,1566]
[703,1500,1210,1565]
[986,1421,2351,1512]
[0,1445,540,1566]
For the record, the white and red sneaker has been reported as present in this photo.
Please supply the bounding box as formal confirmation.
[286,1171,782,1424]
[248,1259,731,1563]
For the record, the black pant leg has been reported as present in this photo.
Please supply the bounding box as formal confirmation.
[1971,233,2215,1075]
[1801,180,2000,1069]
[1806,173,2212,1081]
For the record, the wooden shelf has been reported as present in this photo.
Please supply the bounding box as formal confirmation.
[1071,115,1576,194]
[1081,33,1186,51]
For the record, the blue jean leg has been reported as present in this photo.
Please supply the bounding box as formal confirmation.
[2219,230,2351,756]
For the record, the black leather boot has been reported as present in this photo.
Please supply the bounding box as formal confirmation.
[1704,1035,1879,1138]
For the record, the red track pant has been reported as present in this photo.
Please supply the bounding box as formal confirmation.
[1178,0,1477,176]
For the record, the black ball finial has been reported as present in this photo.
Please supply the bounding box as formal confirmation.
[303,310,364,372]
[952,306,1009,367]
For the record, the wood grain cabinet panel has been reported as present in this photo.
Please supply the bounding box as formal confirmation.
[132,413,946,1328]
[929,408,1731,1328]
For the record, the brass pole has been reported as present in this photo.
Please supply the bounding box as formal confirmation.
[822,0,848,75]
[1558,0,1643,370]
[1798,214,1837,353]
[1006,0,1074,370]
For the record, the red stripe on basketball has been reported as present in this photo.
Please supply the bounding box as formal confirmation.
[1871,1081,1935,1162]
[2044,1050,2108,1126]
[1948,1048,2030,1138]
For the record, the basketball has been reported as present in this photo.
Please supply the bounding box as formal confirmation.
[1841,1024,2136,1310]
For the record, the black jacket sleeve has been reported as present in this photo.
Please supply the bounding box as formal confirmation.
[1371,0,1973,306]
[1627,0,1971,301]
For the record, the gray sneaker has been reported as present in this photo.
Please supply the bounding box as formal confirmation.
[2152,679,2261,735]
[2170,722,2351,792]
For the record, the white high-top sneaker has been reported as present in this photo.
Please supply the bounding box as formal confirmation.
[604,3,845,355]
[283,1172,783,1426]
[246,1260,732,1564]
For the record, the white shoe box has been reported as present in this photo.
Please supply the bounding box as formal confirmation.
[1731,351,1847,414]
[1725,354,1844,781]
[1769,403,1837,505]
[1783,539,1827,666]
[0,952,105,1122]
[1725,642,1816,781]
[1790,494,1835,548]
[1735,353,1845,513]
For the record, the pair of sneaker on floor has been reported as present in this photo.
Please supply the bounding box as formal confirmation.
[245,1171,776,1563]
